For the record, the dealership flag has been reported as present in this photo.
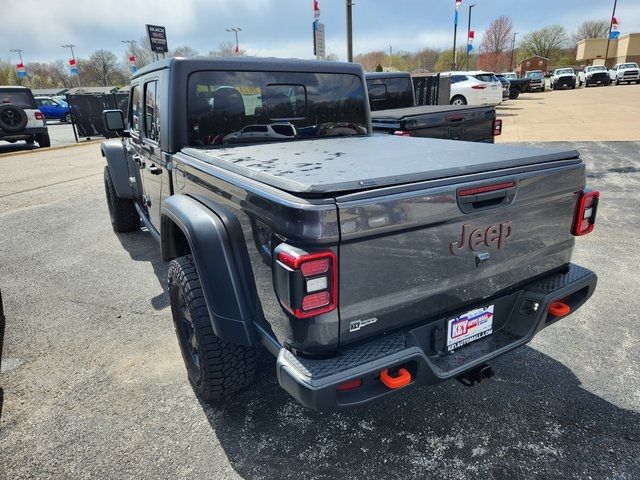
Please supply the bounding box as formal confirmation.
[609,17,620,39]
[68,58,78,76]
[129,55,137,74]
[467,30,475,52]
[16,62,26,78]
[454,0,462,26]
[313,0,320,19]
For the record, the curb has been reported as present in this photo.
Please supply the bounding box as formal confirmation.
[0,139,103,158]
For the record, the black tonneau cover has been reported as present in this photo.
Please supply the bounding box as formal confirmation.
[182,135,579,195]
[371,104,489,120]
[370,105,494,130]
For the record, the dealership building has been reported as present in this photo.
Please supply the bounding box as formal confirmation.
[576,33,640,67]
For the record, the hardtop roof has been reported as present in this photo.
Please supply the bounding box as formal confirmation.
[131,56,365,80]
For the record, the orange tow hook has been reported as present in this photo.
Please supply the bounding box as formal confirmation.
[549,301,570,317]
[380,368,412,389]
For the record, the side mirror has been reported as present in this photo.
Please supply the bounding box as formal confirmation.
[102,109,128,136]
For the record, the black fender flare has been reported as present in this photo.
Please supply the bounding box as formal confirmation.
[161,194,259,346]
[101,140,133,199]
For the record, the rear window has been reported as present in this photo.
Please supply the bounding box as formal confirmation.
[0,90,36,108]
[473,74,498,83]
[187,71,367,146]
[366,77,414,111]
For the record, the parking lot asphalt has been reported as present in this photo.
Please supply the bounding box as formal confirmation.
[1,141,639,479]
[497,82,640,143]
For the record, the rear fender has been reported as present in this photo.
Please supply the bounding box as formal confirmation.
[101,140,133,199]
[161,194,259,346]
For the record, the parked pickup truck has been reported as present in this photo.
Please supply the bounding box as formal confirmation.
[101,57,598,410]
[502,74,532,98]
[550,68,577,90]
[609,62,640,85]
[366,72,501,143]
[578,65,610,87]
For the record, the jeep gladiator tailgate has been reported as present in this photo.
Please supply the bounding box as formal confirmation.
[182,135,584,347]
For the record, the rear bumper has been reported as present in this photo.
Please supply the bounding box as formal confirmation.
[0,127,47,141]
[275,263,596,410]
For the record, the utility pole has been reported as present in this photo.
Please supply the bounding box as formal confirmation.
[388,44,392,69]
[604,0,618,68]
[226,27,242,54]
[466,3,475,71]
[121,39,137,58]
[346,0,354,62]
[510,32,518,71]
[9,48,24,85]
[62,44,81,88]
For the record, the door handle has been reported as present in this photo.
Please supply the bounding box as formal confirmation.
[148,164,162,175]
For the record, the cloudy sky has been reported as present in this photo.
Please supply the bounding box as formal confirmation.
[1,0,639,63]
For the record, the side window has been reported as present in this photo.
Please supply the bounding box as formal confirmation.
[144,81,159,142]
[130,84,141,133]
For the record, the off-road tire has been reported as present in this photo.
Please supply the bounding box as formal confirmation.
[168,255,256,402]
[36,132,51,147]
[103,165,139,232]
[0,104,28,133]
[508,87,520,99]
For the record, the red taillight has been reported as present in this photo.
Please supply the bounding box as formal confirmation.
[393,130,411,137]
[275,248,337,319]
[336,378,362,391]
[471,84,487,89]
[492,118,502,136]
[458,181,515,197]
[572,190,599,236]
[34,111,44,120]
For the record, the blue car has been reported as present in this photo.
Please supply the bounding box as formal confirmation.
[34,96,72,123]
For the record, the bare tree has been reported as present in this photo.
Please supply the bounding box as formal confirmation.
[325,52,340,61]
[85,50,122,86]
[519,25,568,60]
[571,20,610,45]
[171,45,199,57]
[50,59,73,88]
[354,51,387,71]
[479,16,514,71]
[209,41,246,57]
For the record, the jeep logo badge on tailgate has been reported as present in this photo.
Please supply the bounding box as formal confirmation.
[449,221,512,256]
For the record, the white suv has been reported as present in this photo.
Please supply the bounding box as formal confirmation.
[0,86,50,147]
[609,63,640,85]
[443,71,503,106]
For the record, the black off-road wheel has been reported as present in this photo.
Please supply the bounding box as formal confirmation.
[36,132,51,147]
[103,165,139,232]
[168,255,256,402]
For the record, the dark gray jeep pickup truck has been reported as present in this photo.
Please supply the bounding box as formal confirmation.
[101,57,598,410]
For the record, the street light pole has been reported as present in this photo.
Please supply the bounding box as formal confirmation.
[226,27,242,54]
[346,0,354,62]
[388,44,392,69]
[604,0,618,68]
[466,4,475,71]
[510,32,518,72]
[62,44,81,88]
[9,48,24,85]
